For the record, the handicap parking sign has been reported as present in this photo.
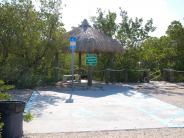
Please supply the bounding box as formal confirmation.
[70,37,76,49]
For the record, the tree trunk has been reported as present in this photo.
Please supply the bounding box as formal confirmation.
[78,52,82,83]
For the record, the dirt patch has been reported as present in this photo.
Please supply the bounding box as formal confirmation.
[135,81,184,108]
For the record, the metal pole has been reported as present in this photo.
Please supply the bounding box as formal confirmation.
[66,37,76,103]
[78,52,82,83]
[71,48,74,90]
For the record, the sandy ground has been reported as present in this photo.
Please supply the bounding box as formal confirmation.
[134,81,184,108]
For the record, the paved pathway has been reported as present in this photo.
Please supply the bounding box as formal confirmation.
[24,84,184,133]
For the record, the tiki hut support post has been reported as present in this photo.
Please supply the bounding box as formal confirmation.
[87,46,93,86]
[78,52,82,83]
[88,66,92,86]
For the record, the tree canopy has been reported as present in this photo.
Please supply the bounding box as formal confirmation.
[0,0,67,88]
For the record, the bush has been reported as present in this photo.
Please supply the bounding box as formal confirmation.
[0,80,14,93]
[127,70,144,82]
[104,69,150,83]
[0,93,10,101]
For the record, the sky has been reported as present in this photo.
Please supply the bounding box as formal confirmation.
[62,0,184,37]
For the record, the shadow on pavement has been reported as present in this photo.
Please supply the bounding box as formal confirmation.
[29,92,66,117]
[38,84,137,98]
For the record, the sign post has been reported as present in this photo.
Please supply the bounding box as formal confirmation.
[70,37,76,90]
[66,36,76,103]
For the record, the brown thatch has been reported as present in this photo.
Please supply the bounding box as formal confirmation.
[67,19,123,53]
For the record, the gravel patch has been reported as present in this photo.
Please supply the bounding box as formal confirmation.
[24,128,184,138]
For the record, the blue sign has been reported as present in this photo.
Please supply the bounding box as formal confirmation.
[70,37,76,49]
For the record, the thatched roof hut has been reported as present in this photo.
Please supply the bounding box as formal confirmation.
[68,19,123,53]
[66,19,124,86]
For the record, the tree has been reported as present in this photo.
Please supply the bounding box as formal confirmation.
[91,9,118,73]
[139,36,176,70]
[91,8,117,37]
[117,8,156,48]
[0,0,67,88]
[166,21,184,70]
[91,8,156,71]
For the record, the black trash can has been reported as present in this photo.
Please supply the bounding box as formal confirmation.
[0,101,25,138]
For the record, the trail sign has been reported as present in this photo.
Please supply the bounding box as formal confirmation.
[86,54,97,66]
[70,37,76,49]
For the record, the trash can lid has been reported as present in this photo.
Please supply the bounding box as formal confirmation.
[0,101,25,113]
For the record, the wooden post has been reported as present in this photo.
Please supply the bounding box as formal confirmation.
[54,51,59,81]
[125,69,128,82]
[88,66,92,86]
[78,52,82,83]
[105,69,107,83]
[169,69,174,82]
[105,69,109,84]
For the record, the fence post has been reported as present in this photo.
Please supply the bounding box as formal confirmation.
[169,69,174,82]
[163,69,168,81]
[125,70,128,82]
[105,69,109,84]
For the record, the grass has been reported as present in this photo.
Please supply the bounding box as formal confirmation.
[23,112,33,122]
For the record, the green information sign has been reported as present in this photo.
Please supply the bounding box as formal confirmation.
[86,54,97,66]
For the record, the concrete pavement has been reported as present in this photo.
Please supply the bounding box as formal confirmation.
[23,84,184,133]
